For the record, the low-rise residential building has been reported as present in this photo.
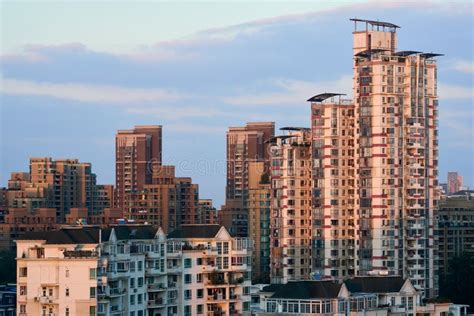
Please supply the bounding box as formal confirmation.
[16,224,253,316]
[251,277,469,316]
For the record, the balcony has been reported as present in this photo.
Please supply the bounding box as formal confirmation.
[147,297,166,308]
[146,267,164,275]
[109,288,126,297]
[148,283,167,292]
[35,296,55,304]
[167,265,182,273]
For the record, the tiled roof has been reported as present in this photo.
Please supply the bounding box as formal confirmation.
[18,225,158,244]
[19,227,100,244]
[269,281,342,299]
[345,276,406,293]
[167,224,222,239]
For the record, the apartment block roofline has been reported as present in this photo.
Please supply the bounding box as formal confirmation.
[307,93,346,103]
[280,127,310,131]
[350,18,400,30]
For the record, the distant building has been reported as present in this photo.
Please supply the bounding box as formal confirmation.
[197,199,218,224]
[115,125,162,210]
[447,172,463,195]
[123,165,199,233]
[0,157,115,249]
[247,161,271,283]
[0,284,16,316]
[16,224,253,316]
[224,122,274,237]
[437,193,474,277]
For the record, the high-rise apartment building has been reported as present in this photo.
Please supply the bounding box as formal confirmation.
[115,125,162,210]
[265,19,440,298]
[310,93,358,280]
[269,128,312,284]
[247,161,271,283]
[223,122,274,238]
[351,18,439,297]
[226,122,274,202]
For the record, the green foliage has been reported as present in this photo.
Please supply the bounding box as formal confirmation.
[439,252,474,312]
[0,249,16,284]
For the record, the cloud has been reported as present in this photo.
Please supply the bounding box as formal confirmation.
[438,82,474,100]
[167,123,226,134]
[450,60,474,74]
[0,78,186,103]
[127,106,224,120]
[223,75,352,106]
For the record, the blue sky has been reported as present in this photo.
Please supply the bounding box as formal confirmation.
[1,1,473,206]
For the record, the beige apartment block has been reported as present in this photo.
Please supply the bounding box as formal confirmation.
[351,18,439,298]
[269,128,312,284]
[310,93,359,281]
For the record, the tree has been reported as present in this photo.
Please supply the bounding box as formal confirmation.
[439,252,474,312]
[0,249,16,284]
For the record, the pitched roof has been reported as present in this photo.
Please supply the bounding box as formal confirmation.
[167,224,222,239]
[105,225,157,241]
[345,276,406,293]
[269,281,342,299]
[19,227,100,244]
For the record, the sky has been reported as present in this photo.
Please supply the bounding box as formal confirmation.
[1,0,473,207]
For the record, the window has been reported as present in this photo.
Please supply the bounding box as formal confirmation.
[185,274,192,284]
[130,294,135,305]
[243,302,250,311]
[20,305,26,313]
[89,268,96,280]
[137,294,143,304]
[184,305,191,316]
[223,242,229,254]
[130,278,135,288]
[66,308,70,316]
[243,287,250,295]
[66,288,70,297]
[19,267,27,277]
[20,285,27,295]
[196,273,203,283]
[89,306,96,316]
[130,261,135,272]
[184,290,192,300]
[184,258,192,268]
[197,289,203,298]
[197,304,203,314]
[138,277,144,287]
[89,287,96,298]
[49,288,53,296]
[138,261,143,271]
[196,258,202,265]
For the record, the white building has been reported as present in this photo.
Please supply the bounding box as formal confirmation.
[16,224,253,316]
